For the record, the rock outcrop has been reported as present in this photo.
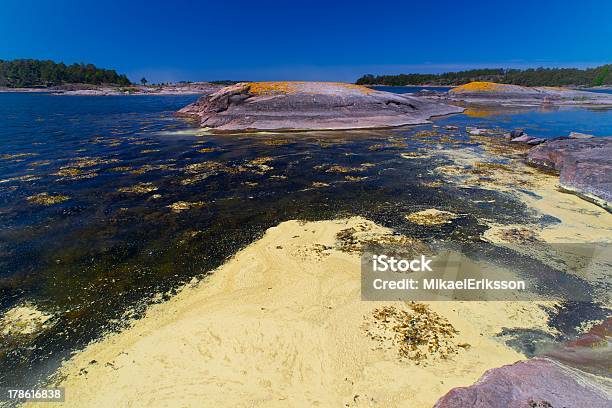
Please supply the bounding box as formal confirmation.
[424,81,612,106]
[176,81,463,131]
[434,358,611,408]
[526,137,612,210]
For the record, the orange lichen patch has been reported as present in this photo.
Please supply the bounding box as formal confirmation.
[539,86,569,92]
[246,82,305,95]
[333,82,376,94]
[246,81,376,96]
[450,82,515,93]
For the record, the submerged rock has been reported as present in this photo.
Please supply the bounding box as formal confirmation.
[434,358,611,408]
[527,137,612,210]
[176,82,463,131]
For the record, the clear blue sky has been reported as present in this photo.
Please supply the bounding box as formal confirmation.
[1,0,611,83]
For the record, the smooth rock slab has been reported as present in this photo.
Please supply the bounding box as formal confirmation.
[434,358,611,408]
[176,82,463,131]
[527,137,612,210]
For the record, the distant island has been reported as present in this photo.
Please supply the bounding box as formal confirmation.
[356,65,612,87]
[0,59,131,88]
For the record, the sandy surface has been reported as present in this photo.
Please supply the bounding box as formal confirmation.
[26,217,555,408]
[432,142,612,243]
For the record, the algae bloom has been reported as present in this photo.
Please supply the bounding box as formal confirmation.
[26,192,70,205]
[405,209,459,225]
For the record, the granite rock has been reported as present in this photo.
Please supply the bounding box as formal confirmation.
[434,358,611,408]
[423,81,612,106]
[527,137,612,209]
[176,82,463,131]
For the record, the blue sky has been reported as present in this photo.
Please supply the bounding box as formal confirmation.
[1,0,611,83]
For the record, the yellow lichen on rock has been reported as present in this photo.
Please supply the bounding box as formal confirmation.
[335,82,376,94]
[246,81,305,95]
[450,81,515,93]
[245,81,375,96]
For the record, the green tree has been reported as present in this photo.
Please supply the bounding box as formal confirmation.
[0,59,132,87]
[354,66,612,87]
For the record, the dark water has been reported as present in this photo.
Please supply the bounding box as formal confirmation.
[0,93,610,389]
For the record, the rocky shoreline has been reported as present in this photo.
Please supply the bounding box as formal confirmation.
[0,82,222,96]
[526,137,612,211]
[461,127,612,211]
[176,81,464,131]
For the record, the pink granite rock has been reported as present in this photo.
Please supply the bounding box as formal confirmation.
[527,137,612,209]
[176,82,463,131]
[434,358,611,408]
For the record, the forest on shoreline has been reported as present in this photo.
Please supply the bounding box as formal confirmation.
[0,59,131,87]
[356,65,612,87]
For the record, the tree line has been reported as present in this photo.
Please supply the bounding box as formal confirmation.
[356,65,612,87]
[0,59,131,87]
